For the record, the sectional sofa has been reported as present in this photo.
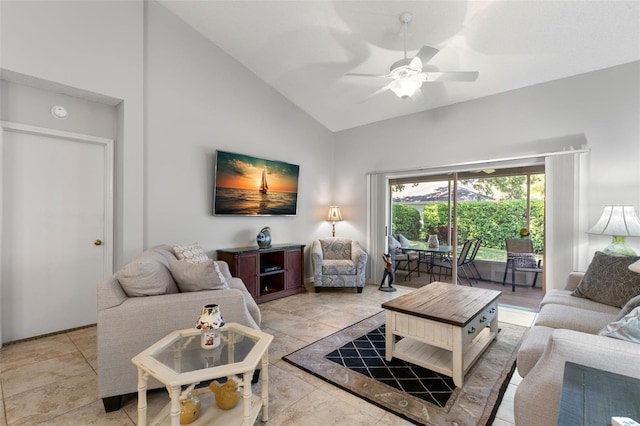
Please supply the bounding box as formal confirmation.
[514,252,640,425]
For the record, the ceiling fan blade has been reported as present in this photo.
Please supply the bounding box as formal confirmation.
[346,72,390,78]
[415,46,439,65]
[424,71,479,82]
[408,56,423,71]
[357,82,394,104]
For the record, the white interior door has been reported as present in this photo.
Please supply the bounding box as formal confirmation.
[1,123,113,343]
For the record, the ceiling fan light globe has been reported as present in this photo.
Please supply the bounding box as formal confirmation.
[390,78,422,99]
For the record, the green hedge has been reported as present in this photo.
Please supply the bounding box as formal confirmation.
[392,204,422,240]
[420,200,544,252]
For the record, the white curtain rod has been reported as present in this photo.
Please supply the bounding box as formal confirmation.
[367,146,590,177]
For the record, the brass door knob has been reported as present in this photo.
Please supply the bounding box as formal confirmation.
[94,239,102,246]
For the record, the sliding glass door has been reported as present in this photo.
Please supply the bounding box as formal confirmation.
[390,166,545,282]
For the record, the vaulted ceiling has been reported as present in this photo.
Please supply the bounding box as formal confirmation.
[160,1,640,132]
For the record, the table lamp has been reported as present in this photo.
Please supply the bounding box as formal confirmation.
[327,206,343,237]
[587,205,640,256]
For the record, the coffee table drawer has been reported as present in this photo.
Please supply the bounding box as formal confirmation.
[464,302,498,346]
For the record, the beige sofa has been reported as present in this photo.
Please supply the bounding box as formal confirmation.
[97,245,261,412]
[514,271,640,425]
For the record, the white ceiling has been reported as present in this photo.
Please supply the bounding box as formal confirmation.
[159,1,640,132]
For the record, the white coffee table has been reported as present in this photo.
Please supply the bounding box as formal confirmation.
[131,323,272,426]
[382,282,500,387]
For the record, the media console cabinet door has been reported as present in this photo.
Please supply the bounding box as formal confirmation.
[285,248,303,289]
[236,253,259,297]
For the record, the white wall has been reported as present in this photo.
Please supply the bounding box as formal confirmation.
[0,81,118,138]
[1,0,144,267]
[335,61,640,268]
[144,2,335,275]
[2,0,638,284]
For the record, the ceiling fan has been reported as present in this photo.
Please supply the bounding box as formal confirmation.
[347,12,479,100]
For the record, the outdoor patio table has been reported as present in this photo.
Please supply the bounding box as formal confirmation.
[401,243,453,281]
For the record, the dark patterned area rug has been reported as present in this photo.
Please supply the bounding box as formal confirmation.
[283,311,527,426]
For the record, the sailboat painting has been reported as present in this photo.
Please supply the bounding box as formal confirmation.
[214,150,299,216]
[259,168,268,194]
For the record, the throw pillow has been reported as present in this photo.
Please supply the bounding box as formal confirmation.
[117,252,176,297]
[388,235,402,250]
[616,294,640,321]
[508,252,538,268]
[598,306,640,343]
[169,258,229,292]
[396,234,411,248]
[572,251,640,308]
[173,243,209,264]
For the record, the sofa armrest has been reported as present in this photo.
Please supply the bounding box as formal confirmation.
[514,329,640,426]
[351,240,368,271]
[214,260,233,281]
[563,272,585,291]
[97,274,128,311]
[311,240,323,282]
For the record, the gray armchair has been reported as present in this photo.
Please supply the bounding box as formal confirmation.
[311,238,368,293]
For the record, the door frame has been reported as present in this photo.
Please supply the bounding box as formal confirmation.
[0,121,114,345]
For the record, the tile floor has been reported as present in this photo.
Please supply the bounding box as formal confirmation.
[0,283,536,425]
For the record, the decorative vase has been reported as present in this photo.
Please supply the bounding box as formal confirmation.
[196,304,225,349]
[179,390,201,424]
[209,379,241,410]
[427,234,439,249]
[256,226,272,249]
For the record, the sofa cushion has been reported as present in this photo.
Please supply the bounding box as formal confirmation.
[572,251,640,308]
[322,259,357,275]
[117,252,176,297]
[173,243,209,264]
[541,289,623,314]
[534,304,618,334]
[169,258,229,292]
[320,239,352,260]
[599,306,640,343]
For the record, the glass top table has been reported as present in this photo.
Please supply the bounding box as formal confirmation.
[150,327,260,375]
[132,323,273,426]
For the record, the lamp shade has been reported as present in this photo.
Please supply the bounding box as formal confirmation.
[587,205,640,236]
[327,206,343,222]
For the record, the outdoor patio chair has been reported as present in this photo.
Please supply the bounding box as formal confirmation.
[388,235,420,280]
[462,237,483,282]
[502,238,543,292]
[431,239,474,286]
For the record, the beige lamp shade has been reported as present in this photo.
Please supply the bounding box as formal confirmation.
[327,206,343,237]
[327,206,343,222]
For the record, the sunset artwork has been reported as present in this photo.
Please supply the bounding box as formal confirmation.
[214,150,300,215]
